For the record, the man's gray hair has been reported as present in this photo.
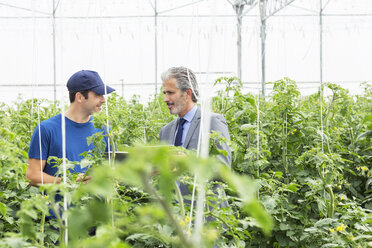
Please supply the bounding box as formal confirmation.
[161,66,199,103]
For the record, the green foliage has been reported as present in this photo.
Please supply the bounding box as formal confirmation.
[212,78,372,247]
[0,80,371,247]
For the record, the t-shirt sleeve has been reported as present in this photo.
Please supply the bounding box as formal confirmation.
[28,124,49,160]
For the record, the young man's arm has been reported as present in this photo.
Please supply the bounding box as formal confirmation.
[26,158,61,186]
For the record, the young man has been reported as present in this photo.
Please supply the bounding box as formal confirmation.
[26,70,115,186]
[159,66,231,165]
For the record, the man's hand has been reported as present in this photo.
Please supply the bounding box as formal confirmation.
[175,151,186,157]
[76,173,92,184]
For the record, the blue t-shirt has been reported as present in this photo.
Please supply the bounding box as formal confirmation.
[28,114,107,176]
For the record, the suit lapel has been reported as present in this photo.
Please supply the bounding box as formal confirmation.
[184,107,201,148]
[168,120,177,145]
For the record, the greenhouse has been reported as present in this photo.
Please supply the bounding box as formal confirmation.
[0,0,371,247]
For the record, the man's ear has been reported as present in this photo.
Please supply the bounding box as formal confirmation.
[76,92,83,103]
[186,88,193,98]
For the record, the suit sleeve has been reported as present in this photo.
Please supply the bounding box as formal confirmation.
[210,114,232,166]
[159,126,165,142]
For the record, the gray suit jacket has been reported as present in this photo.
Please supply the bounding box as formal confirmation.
[159,107,231,166]
[160,107,231,209]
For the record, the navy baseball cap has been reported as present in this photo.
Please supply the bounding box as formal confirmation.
[67,70,115,95]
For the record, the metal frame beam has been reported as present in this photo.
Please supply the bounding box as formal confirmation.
[158,0,206,15]
[263,0,297,20]
[2,0,370,98]
[2,12,372,19]
[0,2,50,15]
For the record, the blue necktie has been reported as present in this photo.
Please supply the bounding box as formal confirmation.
[174,118,187,146]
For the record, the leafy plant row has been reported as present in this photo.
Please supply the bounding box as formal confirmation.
[0,79,371,247]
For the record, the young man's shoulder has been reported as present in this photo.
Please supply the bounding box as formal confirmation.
[39,114,62,129]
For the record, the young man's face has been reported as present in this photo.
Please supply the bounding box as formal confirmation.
[82,91,106,115]
[162,77,188,117]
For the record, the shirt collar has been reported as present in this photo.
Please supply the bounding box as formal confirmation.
[181,104,197,123]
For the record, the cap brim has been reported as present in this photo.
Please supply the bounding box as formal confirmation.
[91,84,115,95]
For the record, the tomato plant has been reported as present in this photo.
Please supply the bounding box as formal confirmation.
[0,79,371,247]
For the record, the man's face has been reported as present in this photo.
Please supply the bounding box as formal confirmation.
[162,78,188,117]
[82,91,106,115]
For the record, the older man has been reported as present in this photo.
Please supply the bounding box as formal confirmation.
[159,66,231,214]
[159,66,231,165]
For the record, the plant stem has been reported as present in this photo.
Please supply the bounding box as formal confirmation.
[326,185,335,218]
[193,180,206,248]
[282,112,288,179]
[52,203,66,247]
[207,211,238,243]
[141,174,193,248]
[39,211,45,246]
[318,164,335,218]
[175,181,185,218]
[223,105,234,115]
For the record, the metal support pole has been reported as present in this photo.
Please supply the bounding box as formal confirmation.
[154,0,158,94]
[319,0,325,154]
[319,0,323,85]
[52,0,57,102]
[120,79,124,98]
[234,3,244,80]
[259,0,267,97]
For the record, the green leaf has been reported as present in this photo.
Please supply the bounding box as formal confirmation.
[274,171,283,179]
[219,166,273,235]
[286,183,300,192]
[314,218,334,227]
[0,202,6,217]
